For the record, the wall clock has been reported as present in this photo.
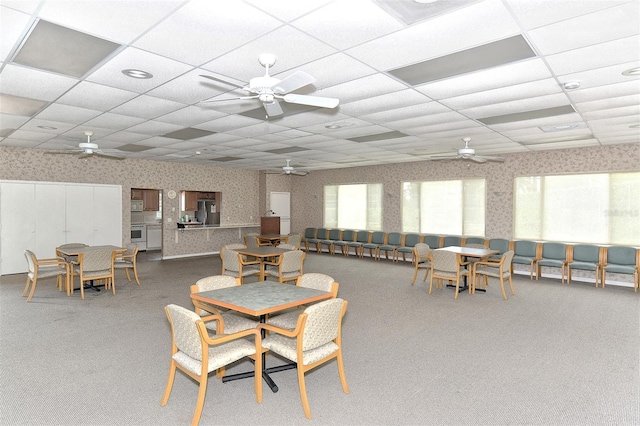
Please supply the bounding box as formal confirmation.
[167,190,177,199]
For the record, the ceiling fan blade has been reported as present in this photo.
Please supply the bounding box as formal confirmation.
[283,93,339,108]
[479,155,505,163]
[263,99,284,117]
[290,170,309,176]
[201,95,258,103]
[93,153,125,160]
[199,74,247,90]
[470,156,488,163]
[272,71,315,94]
[429,154,459,160]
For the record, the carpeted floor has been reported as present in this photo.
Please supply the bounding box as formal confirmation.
[1,252,638,425]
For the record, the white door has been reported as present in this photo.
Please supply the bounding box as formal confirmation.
[270,192,290,234]
[93,185,122,246]
[0,182,36,275]
[66,185,94,245]
[35,183,66,258]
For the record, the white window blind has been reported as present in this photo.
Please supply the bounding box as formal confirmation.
[514,172,640,244]
[402,179,485,235]
[324,183,382,230]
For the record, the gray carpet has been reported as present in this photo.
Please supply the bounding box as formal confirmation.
[1,252,638,425]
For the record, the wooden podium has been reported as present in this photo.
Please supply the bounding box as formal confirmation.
[260,216,280,235]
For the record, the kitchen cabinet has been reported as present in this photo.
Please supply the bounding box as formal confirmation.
[0,180,122,275]
[260,216,280,235]
[143,189,160,211]
[147,225,162,249]
[198,192,215,200]
[181,191,198,211]
[131,188,143,200]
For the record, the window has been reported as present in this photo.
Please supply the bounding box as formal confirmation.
[324,184,382,230]
[402,179,486,235]
[514,172,640,244]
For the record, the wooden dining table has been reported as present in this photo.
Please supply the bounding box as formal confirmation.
[57,245,125,293]
[190,281,332,393]
[436,246,499,292]
[234,246,291,281]
[257,234,289,246]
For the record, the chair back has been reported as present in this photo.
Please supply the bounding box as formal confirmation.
[442,236,462,247]
[571,244,600,263]
[281,250,305,273]
[222,243,246,250]
[24,250,36,274]
[385,232,402,245]
[514,240,538,257]
[501,250,515,268]
[605,246,637,266]
[423,235,441,248]
[220,249,240,273]
[431,250,460,273]
[286,234,301,249]
[278,243,297,250]
[370,231,385,244]
[315,228,329,240]
[301,298,345,351]
[355,231,370,243]
[489,238,509,254]
[118,243,139,263]
[541,242,567,261]
[326,229,341,240]
[195,275,237,291]
[403,233,421,248]
[165,304,203,361]
[303,228,317,239]
[244,233,260,249]
[465,237,485,246]
[79,248,113,273]
[340,230,356,242]
[297,273,337,295]
[413,243,431,259]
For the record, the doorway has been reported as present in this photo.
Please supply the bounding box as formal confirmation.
[269,192,290,234]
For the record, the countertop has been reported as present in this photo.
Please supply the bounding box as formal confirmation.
[176,223,259,230]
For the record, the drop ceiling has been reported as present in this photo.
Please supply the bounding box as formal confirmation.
[0,0,639,172]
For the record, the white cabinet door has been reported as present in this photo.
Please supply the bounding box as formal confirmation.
[147,226,162,249]
[65,185,94,245]
[35,183,66,258]
[0,182,36,275]
[93,185,122,246]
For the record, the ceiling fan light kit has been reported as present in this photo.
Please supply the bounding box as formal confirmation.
[46,130,123,160]
[264,159,308,176]
[429,137,504,163]
[200,54,339,118]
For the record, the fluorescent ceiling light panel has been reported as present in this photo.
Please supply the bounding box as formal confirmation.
[211,156,242,162]
[117,144,153,152]
[388,35,536,85]
[265,147,310,154]
[348,130,408,143]
[162,128,216,140]
[478,105,576,125]
[13,20,121,78]
[518,134,595,145]
[0,93,48,116]
[539,122,588,132]
[373,0,480,25]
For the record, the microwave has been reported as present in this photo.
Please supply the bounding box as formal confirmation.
[131,200,144,212]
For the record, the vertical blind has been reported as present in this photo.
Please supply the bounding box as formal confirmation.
[514,172,640,244]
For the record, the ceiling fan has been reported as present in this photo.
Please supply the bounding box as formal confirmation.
[199,53,339,118]
[264,159,309,176]
[429,137,505,163]
[46,131,124,160]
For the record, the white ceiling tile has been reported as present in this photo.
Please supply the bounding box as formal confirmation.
[0,112,30,128]
[320,74,408,104]
[559,61,640,94]
[14,118,76,134]
[340,89,430,116]
[56,81,138,110]
[526,139,601,151]
[577,94,640,115]
[81,112,147,130]
[34,103,102,124]
[226,122,291,138]
[460,93,571,119]
[526,2,639,55]
[0,6,32,59]
[37,0,184,44]
[0,64,78,100]
[416,58,553,99]
[284,53,377,89]
[245,0,333,22]
[155,106,225,126]
[133,1,283,66]
[569,79,640,104]
[196,115,263,133]
[125,120,183,136]
[110,95,186,119]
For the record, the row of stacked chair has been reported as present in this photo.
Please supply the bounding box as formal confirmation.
[300,228,640,290]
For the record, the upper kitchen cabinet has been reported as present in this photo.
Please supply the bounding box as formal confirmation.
[143,189,160,211]
[198,192,215,200]
[181,191,198,211]
[131,189,143,200]
[132,188,160,211]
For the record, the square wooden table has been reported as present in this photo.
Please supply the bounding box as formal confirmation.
[436,246,499,292]
[257,234,288,246]
[235,246,290,281]
[190,281,332,392]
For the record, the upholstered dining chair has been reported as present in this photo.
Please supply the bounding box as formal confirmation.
[23,250,69,302]
[258,298,348,419]
[411,243,431,284]
[220,249,260,284]
[112,243,140,285]
[472,250,515,300]
[161,304,262,426]
[263,250,306,283]
[429,249,470,300]
[190,275,258,334]
[286,233,302,249]
[243,233,260,249]
[268,273,339,330]
[56,243,89,280]
[73,248,116,299]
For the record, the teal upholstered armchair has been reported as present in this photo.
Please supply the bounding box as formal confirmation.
[602,246,639,291]
[536,242,568,282]
[567,244,602,286]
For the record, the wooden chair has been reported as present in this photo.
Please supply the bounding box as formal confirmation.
[220,249,260,284]
[601,246,639,291]
[429,249,470,300]
[362,231,385,259]
[566,244,603,287]
[72,248,115,299]
[379,232,403,261]
[347,230,370,258]
[397,233,422,263]
[411,243,431,284]
[536,242,568,282]
[113,243,140,285]
[263,250,305,283]
[286,233,302,249]
[319,228,342,254]
[161,304,262,426]
[258,298,348,419]
[22,250,69,302]
[512,240,540,279]
[268,273,339,330]
[472,250,515,300]
[332,229,355,256]
[190,276,258,335]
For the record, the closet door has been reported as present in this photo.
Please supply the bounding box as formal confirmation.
[93,185,122,246]
[65,185,94,246]
[35,183,66,258]
[0,182,36,275]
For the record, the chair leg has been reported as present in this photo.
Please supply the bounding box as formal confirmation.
[428,274,434,294]
[422,268,430,283]
[507,275,515,296]
[411,266,419,285]
[26,277,37,302]
[160,361,176,407]
[337,350,349,394]
[192,376,208,426]
[22,276,32,298]
[454,279,460,300]
[297,366,312,419]
[499,276,507,300]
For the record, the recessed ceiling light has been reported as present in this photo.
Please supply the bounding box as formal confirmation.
[563,81,580,90]
[622,67,640,76]
[325,121,354,129]
[37,125,57,130]
[195,151,201,155]
[121,69,153,79]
